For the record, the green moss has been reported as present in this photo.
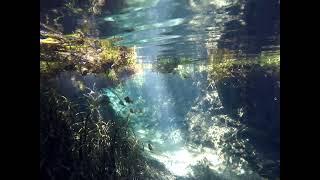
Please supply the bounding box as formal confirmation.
[258,52,280,69]
[208,50,280,81]
[179,57,195,64]
[99,39,121,62]
[106,69,118,81]
[154,57,199,73]
[40,30,138,82]
[40,61,65,73]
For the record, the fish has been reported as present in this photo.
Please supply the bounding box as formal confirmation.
[129,108,134,113]
[124,96,134,103]
[104,17,115,22]
[148,143,153,151]
[119,100,125,106]
[123,28,135,33]
[182,74,189,79]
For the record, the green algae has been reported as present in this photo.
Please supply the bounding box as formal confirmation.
[40,30,138,82]
[208,49,280,82]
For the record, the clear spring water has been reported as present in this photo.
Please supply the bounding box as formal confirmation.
[96,0,279,179]
[103,64,261,178]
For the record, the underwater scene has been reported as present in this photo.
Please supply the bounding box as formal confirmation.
[40,0,279,179]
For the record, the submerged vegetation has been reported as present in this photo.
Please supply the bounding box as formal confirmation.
[40,0,107,34]
[40,0,160,179]
[40,29,138,82]
[152,50,279,86]
[40,86,173,179]
[208,49,280,82]
[154,57,198,73]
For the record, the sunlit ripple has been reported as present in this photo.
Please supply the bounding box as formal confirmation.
[103,64,261,178]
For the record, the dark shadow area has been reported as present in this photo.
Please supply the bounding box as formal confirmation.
[216,66,280,178]
[218,0,280,56]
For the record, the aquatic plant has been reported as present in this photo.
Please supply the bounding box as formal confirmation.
[63,0,106,15]
[40,85,173,179]
[40,29,138,83]
[154,57,199,73]
[41,0,107,30]
[105,69,118,82]
[208,49,280,82]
